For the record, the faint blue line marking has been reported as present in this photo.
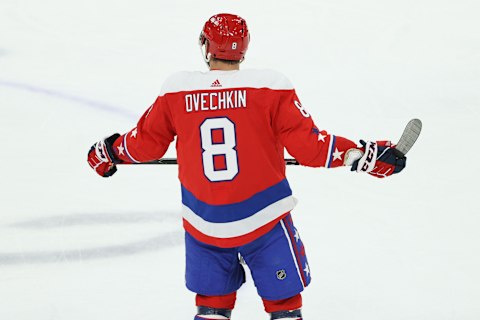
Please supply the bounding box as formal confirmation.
[0,211,182,265]
[0,232,183,266]
[0,79,137,120]
[11,211,178,229]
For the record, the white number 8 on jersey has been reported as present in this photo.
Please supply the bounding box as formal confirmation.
[294,100,310,118]
[200,117,239,182]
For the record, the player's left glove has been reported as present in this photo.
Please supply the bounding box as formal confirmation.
[87,133,122,177]
[351,140,406,178]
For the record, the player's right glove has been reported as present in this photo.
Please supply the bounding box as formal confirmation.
[87,133,122,177]
[351,140,406,178]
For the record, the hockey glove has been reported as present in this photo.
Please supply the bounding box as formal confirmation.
[87,133,122,177]
[351,140,406,178]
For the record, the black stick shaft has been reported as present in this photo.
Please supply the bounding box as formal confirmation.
[124,158,300,165]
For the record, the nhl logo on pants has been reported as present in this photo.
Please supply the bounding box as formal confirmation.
[276,269,287,280]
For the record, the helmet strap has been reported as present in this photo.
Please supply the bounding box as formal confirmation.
[200,41,211,68]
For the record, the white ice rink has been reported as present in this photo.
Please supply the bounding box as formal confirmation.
[1,0,479,319]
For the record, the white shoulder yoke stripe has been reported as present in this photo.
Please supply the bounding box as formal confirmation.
[160,69,294,95]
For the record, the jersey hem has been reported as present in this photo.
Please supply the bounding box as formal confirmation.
[183,212,290,248]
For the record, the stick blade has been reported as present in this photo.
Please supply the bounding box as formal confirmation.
[394,118,422,157]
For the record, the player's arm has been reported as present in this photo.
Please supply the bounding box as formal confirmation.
[87,96,176,177]
[273,90,405,177]
[273,89,359,169]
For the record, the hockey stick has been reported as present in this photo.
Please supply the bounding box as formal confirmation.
[136,158,300,165]
[126,119,422,165]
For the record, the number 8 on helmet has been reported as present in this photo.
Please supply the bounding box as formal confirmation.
[199,13,250,65]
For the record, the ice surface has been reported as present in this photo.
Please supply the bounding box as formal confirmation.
[1,0,479,319]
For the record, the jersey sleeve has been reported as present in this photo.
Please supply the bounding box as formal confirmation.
[112,96,176,163]
[273,89,359,168]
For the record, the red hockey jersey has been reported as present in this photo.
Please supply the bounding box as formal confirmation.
[112,69,359,247]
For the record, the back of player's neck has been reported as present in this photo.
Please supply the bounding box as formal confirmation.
[209,62,240,71]
[210,67,239,71]
[210,68,239,72]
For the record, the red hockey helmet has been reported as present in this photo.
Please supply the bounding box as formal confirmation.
[199,13,250,63]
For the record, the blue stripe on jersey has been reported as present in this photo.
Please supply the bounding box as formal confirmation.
[181,179,292,223]
[326,135,336,168]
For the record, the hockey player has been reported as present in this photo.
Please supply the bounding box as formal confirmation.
[87,13,406,320]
